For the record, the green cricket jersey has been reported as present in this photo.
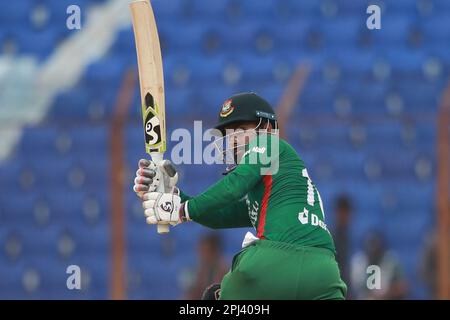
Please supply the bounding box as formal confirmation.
[182,134,336,254]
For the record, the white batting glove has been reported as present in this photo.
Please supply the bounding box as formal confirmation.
[133,159,157,199]
[142,188,182,226]
[133,159,179,199]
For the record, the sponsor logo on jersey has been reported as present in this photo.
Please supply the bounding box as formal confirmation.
[298,208,309,224]
[242,146,266,160]
[252,146,266,154]
[298,207,329,233]
[245,197,259,228]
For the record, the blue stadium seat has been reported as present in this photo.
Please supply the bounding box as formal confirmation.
[385,214,432,248]
[384,49,427,76]
[384,0,418,13]
[187,54,228,86]
[395,82,441,113]
[84,55,125,88]
[422,14,450,42]
[0,0,31,24]
[16,27,61,60]
[69,125,108,152]
[29,156,75,188]
[127,219,166,254]
[395,183,434,213]
[189,0,229,17]
[0,261,28,299]
[237,54,277,84]
[240,0,279,19]
[9,224,61,257]
[334,0,369,14]
[51,88,91,118]
[297,82,335,114]
[110,29,135,61]
[152,0,187,21]
[332,49,377,75]
[0,160,27,192]
[287,0,320,16]
[19,126,61,157]
[0,193,40,223]
[165,87,197,115]
[128,256,180,299]
[159,22,206,53]
[320,18,362,47]
[170,223,211,250]
[364,122,402,146]
[272,20,312,50]
[351,83,388,114]
[413,123,436,146]
[433,0,450,11]
[69,222,110,255]
[218,21,262,50]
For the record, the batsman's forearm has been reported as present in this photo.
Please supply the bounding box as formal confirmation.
[188,199,252,229]
[186,167,260,228]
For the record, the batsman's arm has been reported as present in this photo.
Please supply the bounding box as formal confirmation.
[186,198,252,229]
[184,165,261,228]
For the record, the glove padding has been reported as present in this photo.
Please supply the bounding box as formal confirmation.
[142,188,182,226]
[133,159,179,199]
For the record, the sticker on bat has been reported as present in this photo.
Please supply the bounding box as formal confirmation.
[145,115,161,145]
[143,92,162,147]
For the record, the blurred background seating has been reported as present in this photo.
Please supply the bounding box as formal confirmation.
[0,0,446,299]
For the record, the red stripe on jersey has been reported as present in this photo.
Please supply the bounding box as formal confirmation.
[257,175,272,239]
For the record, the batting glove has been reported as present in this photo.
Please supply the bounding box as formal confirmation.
[142,188,183,226]
[133,159,179,199]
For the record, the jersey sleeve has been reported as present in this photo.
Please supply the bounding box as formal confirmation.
[179,190,191,203]
[188,198,252,229]
[186,164,261,226]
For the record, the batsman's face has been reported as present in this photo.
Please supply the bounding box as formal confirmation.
[224,122,258,161]
[227,122,258,148]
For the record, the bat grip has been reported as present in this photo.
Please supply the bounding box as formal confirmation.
[151,152,170,234]
[157,224,170,234]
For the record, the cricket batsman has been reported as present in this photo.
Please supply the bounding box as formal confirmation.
[133,92,347,300]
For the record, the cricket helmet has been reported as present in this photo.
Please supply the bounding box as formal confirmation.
[214,92,277,133]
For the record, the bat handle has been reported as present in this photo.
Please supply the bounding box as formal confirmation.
[157,224,170,234]
[151,152,170,234]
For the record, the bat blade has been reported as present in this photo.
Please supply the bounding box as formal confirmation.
[130,0,169,234]
[130,0,166,156]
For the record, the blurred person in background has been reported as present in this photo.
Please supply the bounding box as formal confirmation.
[332,195,353,296]
[419,231,438,299]
[183,233,228,300]
[350,231,408,299]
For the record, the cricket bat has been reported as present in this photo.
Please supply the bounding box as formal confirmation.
[130,0,169,234]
